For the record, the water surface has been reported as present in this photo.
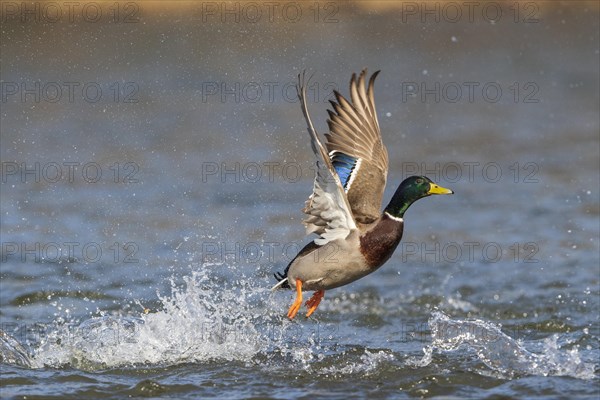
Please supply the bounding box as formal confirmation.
[1,1,599,398]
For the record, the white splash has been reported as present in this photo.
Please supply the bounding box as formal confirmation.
[321,349,394,376]
[409,311,597,380]
[30,269,269,370]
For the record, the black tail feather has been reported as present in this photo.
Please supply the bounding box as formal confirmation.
[273,271,290,289]
[272,241,319,290]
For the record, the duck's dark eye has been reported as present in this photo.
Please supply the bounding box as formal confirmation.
[416,178,423,184]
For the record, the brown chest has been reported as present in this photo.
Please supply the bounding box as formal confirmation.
[359,215,404,269]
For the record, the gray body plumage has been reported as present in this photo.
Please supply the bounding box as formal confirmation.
[286,213,405,291]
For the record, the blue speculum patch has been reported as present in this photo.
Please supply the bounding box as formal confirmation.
[332,152,358,189]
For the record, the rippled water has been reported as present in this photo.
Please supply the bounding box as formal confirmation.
[1,1,599,398]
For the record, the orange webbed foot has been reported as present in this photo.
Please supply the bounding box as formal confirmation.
[287,280,303,319]
[305,290,324,318]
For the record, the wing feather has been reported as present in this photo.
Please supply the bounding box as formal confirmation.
[296,71,357,245]
[325,69,389,224]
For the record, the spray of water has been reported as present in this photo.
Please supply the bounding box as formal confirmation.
[0,267,596,381]
[409,311,596,380]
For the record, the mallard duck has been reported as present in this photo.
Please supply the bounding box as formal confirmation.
[272,70,453,319]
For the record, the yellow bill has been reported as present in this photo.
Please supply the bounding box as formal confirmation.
[428,183,454,195]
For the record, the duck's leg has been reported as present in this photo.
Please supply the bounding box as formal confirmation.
[305,290,325,317]
[287,280,303,319]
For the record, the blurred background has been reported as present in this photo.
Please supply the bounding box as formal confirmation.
[1,1,598,397]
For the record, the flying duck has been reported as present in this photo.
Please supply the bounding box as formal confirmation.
[272,70,453,319]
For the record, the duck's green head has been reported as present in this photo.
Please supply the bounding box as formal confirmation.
[384,176,453,218]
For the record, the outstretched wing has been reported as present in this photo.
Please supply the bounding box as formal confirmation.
[325,69,389,224]
[297,71,358,246]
